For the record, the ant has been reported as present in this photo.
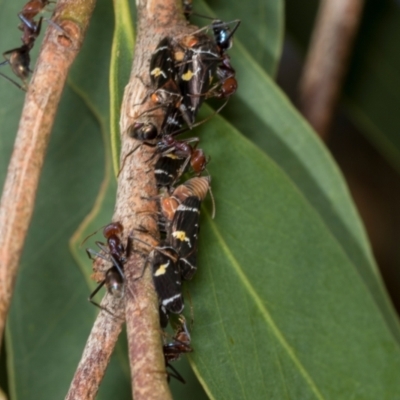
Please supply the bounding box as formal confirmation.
[0,0,60,90]
[0,20,41,90]
[209,19,240,99]
[194,19,240,101]
[164,316,193,383]
[85,222,129,309]
[18,0,52,32]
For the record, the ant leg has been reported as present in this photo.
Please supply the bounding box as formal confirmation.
[169,100,227,138]
[18,14,37,31]
[80,225,106,246]
[89,287,124,320]
[119,139,159,176]
[0,71,25,91]
[218,19,241,44]
[35,17,43,36]
[86,247,109,262]
[88,278,125,320]
[126,233,134,258]
[124,254,150,282]
[95,242,125,281]
[166,363,186,384]
[171,155,191,186]
[88,279,106,305]
[117,144,141,178]
[45,18,66,35]
[3,46,25,58]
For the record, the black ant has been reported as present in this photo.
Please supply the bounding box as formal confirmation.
[0,0,60,90]
[0,20,41,90]
[85,222,129,309]
[164,316,193,383]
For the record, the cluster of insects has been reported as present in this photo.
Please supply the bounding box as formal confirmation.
[0,0,57,90]
[85,7,240,384]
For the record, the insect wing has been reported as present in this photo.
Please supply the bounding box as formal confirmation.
[155,153,186,188]
[152,247,184,314]
[160,107,184,136]
[150,37,175,89]
[179,38,219,124]
[170,196,201,280]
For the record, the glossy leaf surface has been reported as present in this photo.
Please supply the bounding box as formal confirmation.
[189,112,400,399]
[1,0,400,399]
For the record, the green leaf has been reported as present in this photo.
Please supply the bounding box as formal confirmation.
[189,113,400,399]
[217,43,400,343]
[1,1,131,399]
[2,0,399,399]
[109,0,135,176]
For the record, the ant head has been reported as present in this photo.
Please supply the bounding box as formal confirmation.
[128,122,158,140]
[103,222,123,239]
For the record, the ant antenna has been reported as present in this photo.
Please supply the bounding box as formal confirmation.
[80,225,107,246]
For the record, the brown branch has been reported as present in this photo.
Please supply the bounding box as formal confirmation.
[0,0,96,346]
[65,0,201,399]
[117,0,198,398]
[65,296,125,400]
[298,0,364,140]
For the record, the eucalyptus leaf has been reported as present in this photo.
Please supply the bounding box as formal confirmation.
[189,114,400,399]
[1,0,399,399]
[216,43,400,343]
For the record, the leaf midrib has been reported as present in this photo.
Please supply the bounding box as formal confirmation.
[206,211,326,400]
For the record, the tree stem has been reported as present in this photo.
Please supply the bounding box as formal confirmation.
[0,0,96,346]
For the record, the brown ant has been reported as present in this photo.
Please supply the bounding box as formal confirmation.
[0,19,41,90]
[18,0,52,31]
[0,0,60,90]
[85,222,130,309]
[164,316,193,383]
